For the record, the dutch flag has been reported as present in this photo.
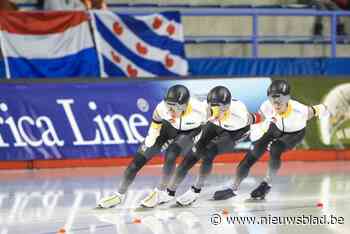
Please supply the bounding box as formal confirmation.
[0,11,99,79]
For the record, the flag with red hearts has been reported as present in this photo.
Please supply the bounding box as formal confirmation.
[91,11,188,78]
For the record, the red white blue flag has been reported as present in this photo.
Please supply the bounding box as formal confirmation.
[0,11,99,79]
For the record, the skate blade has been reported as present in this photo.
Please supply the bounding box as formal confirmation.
[245,197,266,203]
[94,204,116,210]
[213,194,236,201]
[158,200,173,205]
[172,200,196,208]
[134,205,155,212]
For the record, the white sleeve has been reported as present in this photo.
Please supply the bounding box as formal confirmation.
[250,121,270,142]
[201,101,210,123]
[236,101,250,122]
[144,103,163,147]
[294,101,310,120]
[152,103,164,123]
[200,102,210,124]
[259,100,271,118]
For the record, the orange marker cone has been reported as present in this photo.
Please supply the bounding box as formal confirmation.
[57,228,66,234]
[132,218,142,224]
[222,208,229,216]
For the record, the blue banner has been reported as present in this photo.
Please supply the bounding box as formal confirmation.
[0,78,270,160]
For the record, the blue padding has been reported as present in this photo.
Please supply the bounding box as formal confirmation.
[255,4,283,8]
[0,60,5,79]
[223,5,252,8]
[324,59,350,75]
[189,58,350,76]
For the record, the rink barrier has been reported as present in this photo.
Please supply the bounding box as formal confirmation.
[0,78,349,167]
[0,78,270,161]
[0,149,349,170]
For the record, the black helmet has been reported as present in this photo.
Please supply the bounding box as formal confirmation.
[207,86,231,106]
[164,85,190,105]
[267,80,290,97]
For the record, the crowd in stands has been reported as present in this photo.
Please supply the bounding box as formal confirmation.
[1,0,349,12]
[39,0,107,10]
[0,0,348,38]
[0,0,108,11]
[299,0,350,35]
[0,0,18,10]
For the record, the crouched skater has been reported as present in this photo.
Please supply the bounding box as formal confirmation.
[97,84,207,208]
[164,86,258,206]
[214,80,330,201]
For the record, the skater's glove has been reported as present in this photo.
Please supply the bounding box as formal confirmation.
[312,104,330,119]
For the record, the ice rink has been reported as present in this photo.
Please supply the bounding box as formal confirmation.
[0,161,349,234]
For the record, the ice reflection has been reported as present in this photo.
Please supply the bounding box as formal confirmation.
[0,163,349,234]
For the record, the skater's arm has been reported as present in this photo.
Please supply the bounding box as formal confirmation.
[248,100,270,125]
[249,112,265,125]
[144,106,163,147]
[308,104,330,120]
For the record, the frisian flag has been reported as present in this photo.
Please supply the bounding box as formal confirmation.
[91,11,188,78]
[0,11,99,79]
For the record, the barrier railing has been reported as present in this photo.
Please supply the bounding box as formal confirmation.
[124,8,350,58]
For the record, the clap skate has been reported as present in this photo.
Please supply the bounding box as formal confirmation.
[245,181,271,202]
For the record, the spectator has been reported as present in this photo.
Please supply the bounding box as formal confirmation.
[40,0,107,10]
[82,0,108,10]
[307,0,348,36]
[0,0,18,11]
[41,0,86,10]
[334,0,350,9]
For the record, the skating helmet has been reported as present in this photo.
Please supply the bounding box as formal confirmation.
[267,80,291,104]
[207,86,231,106]
[164,85,190,114]
[207,86,231,118]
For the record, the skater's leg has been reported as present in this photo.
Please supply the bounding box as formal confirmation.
[118,123,174,194]
[191,127,250,201]
[158,143,182,191]
[245,141,286,201]
[167,123,219,192]
[97,142,163,208]
[118,144,161,194]
[213,124,276,200]
[246,141,285,201]
[139,142,179,208]
[193,142,218,190]
[249,130,306,200]
[232,124,280,190]
[264,129,306,184]
[192,125,247,190]
[167,151,200,192]
[141,128,202,208]
[264,140,286,183]
[232,140,268,190]
[177,142,219,205]
[159,128,201,190]
[170,150,203,206]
